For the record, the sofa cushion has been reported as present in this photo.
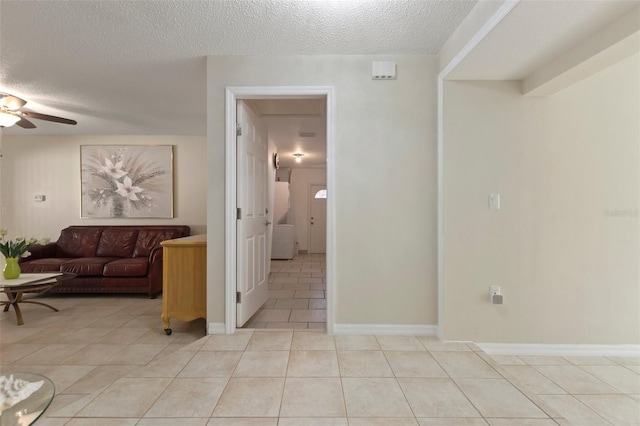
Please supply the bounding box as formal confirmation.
[56,227,103,258]
[103,258,149,277]
[102,277,149,291]
[133,228,185,257]
[60,257,117,276]
[96,228,138,257]
[19,258,71,273]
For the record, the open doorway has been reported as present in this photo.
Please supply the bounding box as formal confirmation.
[241,98,327,330]
[225,86,334,334]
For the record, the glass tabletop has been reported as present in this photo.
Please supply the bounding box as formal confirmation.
[0,273,63,289]
[0,372,55,426]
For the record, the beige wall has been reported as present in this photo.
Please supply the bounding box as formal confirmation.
[207,55,439,326]
[0,135,207,243]
[443,54,639,343]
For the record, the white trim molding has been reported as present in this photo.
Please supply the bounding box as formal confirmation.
[333,324,438,336]
[478,343,640,357]
[207,322,226,335]
[225,86,336,335]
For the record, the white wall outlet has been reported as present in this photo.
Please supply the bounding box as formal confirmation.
[34,195,46,202]
[489,286,503,304]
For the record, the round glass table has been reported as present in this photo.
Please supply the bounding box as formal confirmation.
[0,372,55,425]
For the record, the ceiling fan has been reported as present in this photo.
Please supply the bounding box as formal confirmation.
[0,92,77,128]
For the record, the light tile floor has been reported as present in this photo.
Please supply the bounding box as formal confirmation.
[244,254,327,330]
[1,280,639,425]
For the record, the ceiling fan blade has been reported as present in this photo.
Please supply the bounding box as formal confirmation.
[0,93,27,110]
[22,111,77,125]
[16,117,37,129]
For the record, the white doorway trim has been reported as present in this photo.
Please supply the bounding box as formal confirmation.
[225,86,335,334]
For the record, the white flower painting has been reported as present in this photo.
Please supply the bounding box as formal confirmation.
[81,145,174,218]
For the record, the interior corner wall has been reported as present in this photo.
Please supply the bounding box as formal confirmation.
[207,55,439,326]
[0,135,207,241]
[443,54,640,344]
[438,0,507,72]
[289,168,327,252]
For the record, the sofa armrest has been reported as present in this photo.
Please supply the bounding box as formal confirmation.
[149,246,164,264]
[147,246,164,297]
[22,242,58,261]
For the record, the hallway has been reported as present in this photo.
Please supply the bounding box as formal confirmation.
[244,253,326,329]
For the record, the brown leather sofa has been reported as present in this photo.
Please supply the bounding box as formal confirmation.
[19,225,190,297]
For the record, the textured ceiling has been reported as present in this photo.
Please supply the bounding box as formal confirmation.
[1,0,635,169]
[0,0,477,136]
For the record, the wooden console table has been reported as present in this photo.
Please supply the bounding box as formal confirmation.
[161,234,206,335]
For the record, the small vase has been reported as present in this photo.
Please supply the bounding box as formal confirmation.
[111,197,125,217]
[3,257,21,280]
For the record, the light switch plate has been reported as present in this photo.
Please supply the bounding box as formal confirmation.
[489,193,500,210]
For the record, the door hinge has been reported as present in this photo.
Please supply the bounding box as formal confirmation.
[236,123,242,136]
[236,291,241,303]
[237,207,241,219]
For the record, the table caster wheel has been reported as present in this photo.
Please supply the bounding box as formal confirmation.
[164,328,172,335]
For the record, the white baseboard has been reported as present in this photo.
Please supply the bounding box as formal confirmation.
[207,322,226,334]
[333,324,438,336]
[477,343,640,357]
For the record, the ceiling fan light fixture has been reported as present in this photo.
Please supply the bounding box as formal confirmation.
[293,152,304,163]
[0,92,77,128]
[0,111,20,127]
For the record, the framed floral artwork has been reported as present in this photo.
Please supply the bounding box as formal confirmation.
[81,145,174,218]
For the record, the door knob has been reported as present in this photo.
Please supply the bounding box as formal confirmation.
[265,220,272,226]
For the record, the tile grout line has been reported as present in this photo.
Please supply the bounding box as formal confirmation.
[378,338,420,422]
[207,330,252,419]
[480,351,568,423]
[276,331,294,420]
[426,342,489,423]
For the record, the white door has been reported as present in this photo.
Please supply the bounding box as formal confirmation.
[236,100,269,327]
[309,184,327,254]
